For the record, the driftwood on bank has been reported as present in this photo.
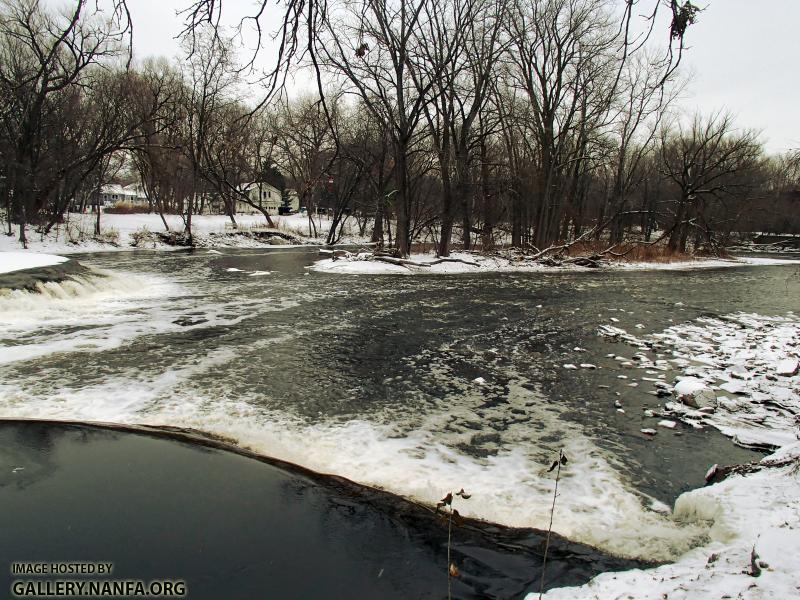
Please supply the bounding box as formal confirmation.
[373,255,481,268]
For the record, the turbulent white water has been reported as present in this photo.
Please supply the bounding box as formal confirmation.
[0,259,746,562]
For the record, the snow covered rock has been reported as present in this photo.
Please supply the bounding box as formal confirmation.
[719,380,747,395]
[674,377,716,409]
[266,236,290,245]
[776,359,799,377]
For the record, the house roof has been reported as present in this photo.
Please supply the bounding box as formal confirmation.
[101,184,145,197]
[238,181,282,193]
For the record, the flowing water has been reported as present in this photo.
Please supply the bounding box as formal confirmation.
[1,249,797,563]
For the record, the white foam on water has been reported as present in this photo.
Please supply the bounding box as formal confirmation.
[0,268,300,365]
[0,269,168,328]
[0,356,707,562]
[140,402,709,561]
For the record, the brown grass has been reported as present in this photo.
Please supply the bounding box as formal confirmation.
[562,240,696,263]
[104,202,150,214]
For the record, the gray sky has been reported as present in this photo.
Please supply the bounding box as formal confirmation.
[127,0,799,154]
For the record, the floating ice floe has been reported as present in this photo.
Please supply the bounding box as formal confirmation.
[777,359,799,377]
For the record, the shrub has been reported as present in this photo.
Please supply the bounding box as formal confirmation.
[130,226,156,248]
[94,227,120,245]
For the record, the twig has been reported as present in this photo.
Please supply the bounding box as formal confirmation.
[540,449,566,599]
[447,510,453,600]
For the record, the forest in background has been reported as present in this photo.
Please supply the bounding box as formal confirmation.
[1,0,798,254]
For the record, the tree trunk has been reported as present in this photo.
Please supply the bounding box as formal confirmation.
[668,196,687,251]
[437,185,454,257]
[371,197,384,246]
[394,143,411,257]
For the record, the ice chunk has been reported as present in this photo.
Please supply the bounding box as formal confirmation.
[776,359,799,377]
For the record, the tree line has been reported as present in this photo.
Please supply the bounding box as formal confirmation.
[1,0,797,254]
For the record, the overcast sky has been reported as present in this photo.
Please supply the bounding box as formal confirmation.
[126,0,799,154]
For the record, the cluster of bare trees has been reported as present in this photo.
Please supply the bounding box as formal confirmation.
[1,0,798,254]
[0,1,286,247]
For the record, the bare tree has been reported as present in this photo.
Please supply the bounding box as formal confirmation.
[268,94,339,237]
[660,112,762,252]
[0,0,131,246]
[319,0,442,256]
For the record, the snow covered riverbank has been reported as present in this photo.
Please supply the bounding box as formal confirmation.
[0,212,370,255]
[540,444,800,599]
[0,252,68,274]
[538,312,800,599]
[310,250,800,275]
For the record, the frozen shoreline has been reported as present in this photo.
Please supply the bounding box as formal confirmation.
[538,312,800,599]
[0,212,371,255]
[310,251,800,275]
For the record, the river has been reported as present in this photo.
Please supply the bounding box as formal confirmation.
[1,249,797,565]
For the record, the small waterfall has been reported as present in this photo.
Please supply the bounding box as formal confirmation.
[0,262,155,323]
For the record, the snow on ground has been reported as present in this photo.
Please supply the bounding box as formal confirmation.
[540,444,800,599]
[537,314,800,599]
[0,212,371,255]
[0,252,68,274]
[310,251,800,275]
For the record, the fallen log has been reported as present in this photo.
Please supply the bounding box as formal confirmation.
[372,255,481,268]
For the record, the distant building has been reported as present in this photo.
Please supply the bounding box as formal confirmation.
[236,182,283,215]
[98,184,148,207]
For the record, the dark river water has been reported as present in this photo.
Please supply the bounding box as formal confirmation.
[0,420,644,599]
[1,249,798,567]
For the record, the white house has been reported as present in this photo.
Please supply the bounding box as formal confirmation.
[99,184,148,206]
[236,182,283,215]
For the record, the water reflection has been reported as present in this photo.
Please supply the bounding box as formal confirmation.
[0,421,643,599]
